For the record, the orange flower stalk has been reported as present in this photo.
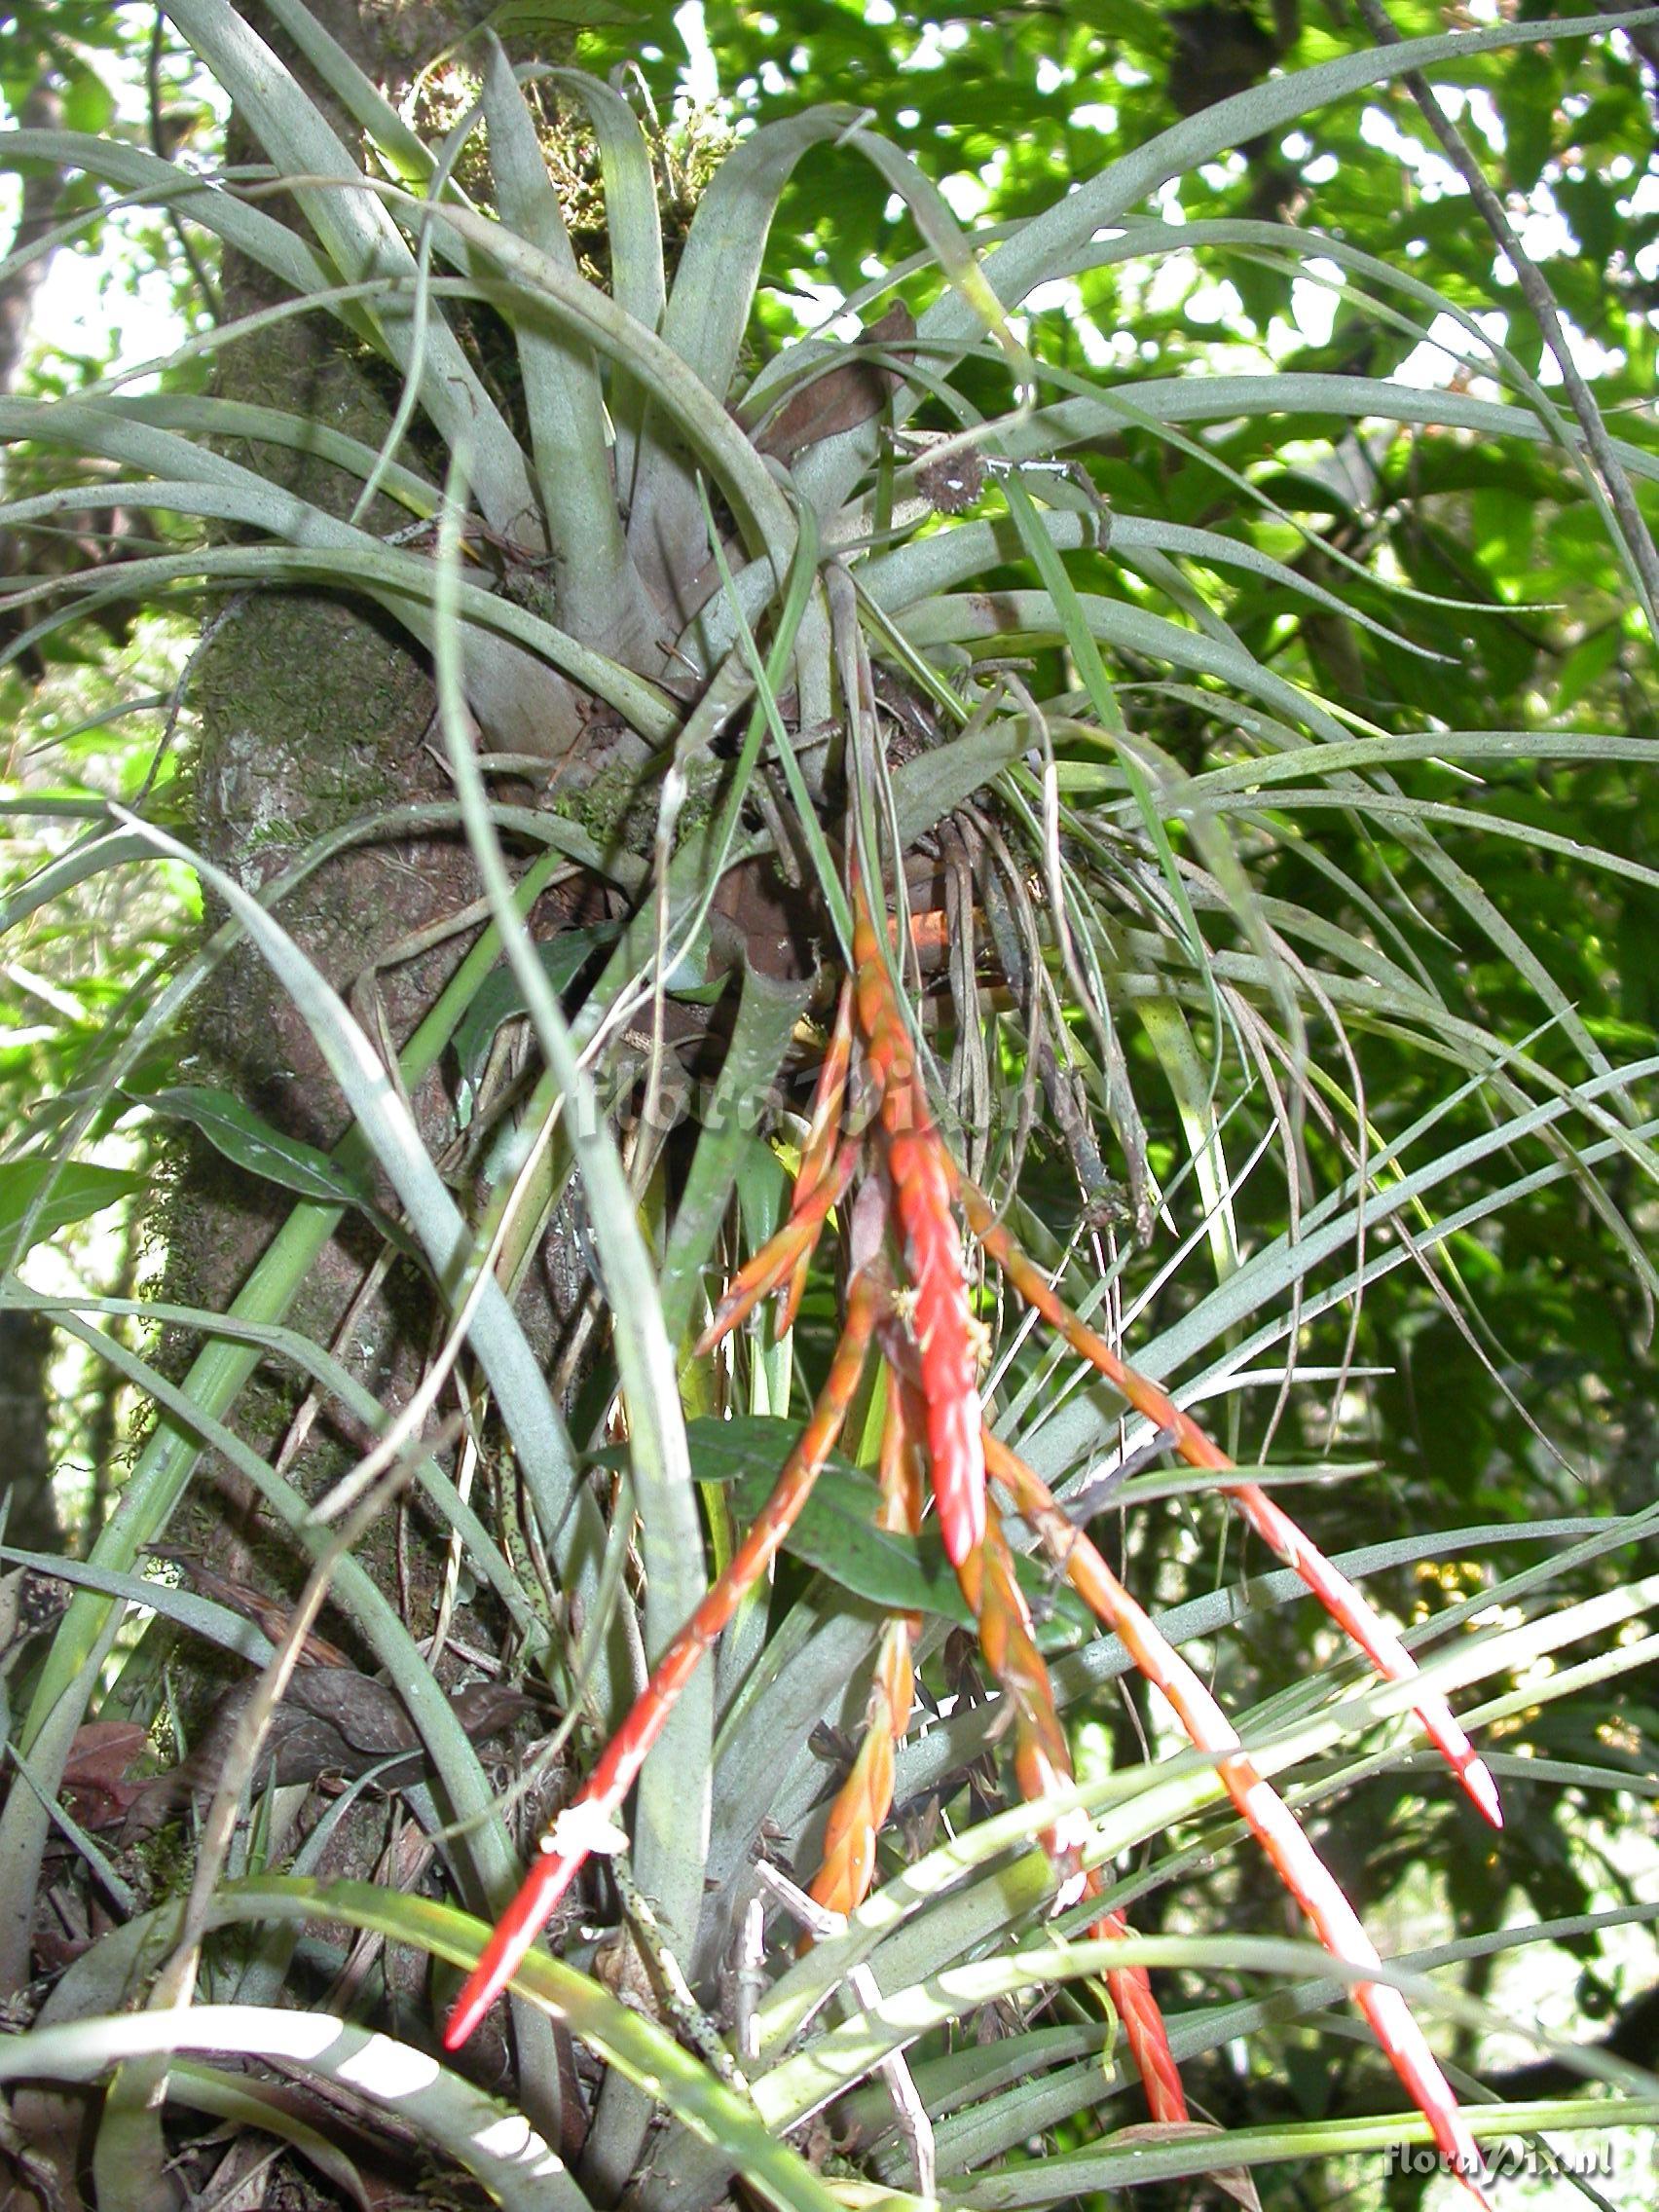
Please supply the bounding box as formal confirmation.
[957,1178,1502,1832]
[780,980,856,1335]
[984,1429,1491,2204]
[443,1273,880,2051]
[808,1384,923,1923]
[853,880,986,1568]
[964,1493,1189,2124]
[444,859,1493,2184]
[811,1382,1188,2120]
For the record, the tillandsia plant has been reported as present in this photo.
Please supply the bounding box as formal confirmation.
[3,4,1659,2211]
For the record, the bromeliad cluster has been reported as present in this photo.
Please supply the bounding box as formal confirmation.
[445,867,1499,2195]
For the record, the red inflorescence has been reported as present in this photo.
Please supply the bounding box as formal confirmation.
[442,866,1495,2206]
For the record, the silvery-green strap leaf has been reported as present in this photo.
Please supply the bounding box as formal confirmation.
[0,395,656,753]
[481,36,657,662]
[1073,210,1640,613]
[527,68,666,510]
[430,469,713,1987]
[259,0,467,209]
[103,393,439,514]
[162,0,535,543]
[862,510,1446,662]
[1028,1055,1659,1476]
[627,106,863,608]
[18,1308,520,1942]
[839,121,1034,397]
[657,966,808,1345]
[217,1878,848,2212]
[0,2005,588,2212]
[144,2067,379,2212]
[1,129,339,298]
[0,534,664,755]
[954,11,1659,333]
[897,587,1352,748]
[757,1553,1647,2066]
[386,189,803,597]
[1192,729,1659,796]
[0,1543,269,1665]
[999,374,1659,489]
[3,1281,539,1641]
[0,857,610,2013]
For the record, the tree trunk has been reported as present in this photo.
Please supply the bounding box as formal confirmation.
[0,1311,58,1557]
[148,0,587,1819]
[0,81,64,392]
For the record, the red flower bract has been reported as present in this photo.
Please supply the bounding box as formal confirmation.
[442,866,1494,2206]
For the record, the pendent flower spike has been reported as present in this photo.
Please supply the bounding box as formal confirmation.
[444,859,1494,2205]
